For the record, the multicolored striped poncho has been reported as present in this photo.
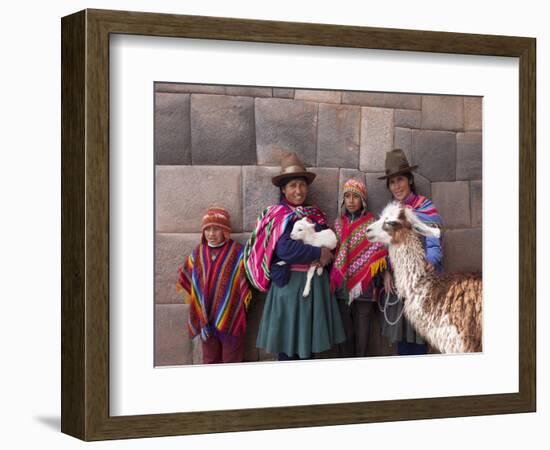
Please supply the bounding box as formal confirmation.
[329,210,388,304]
[404,193,443,227]
[243,201,327,292]
[176,239,252,341]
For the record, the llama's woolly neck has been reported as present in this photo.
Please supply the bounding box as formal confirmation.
[389,232,428,299]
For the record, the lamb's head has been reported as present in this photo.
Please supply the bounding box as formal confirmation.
[366,202,440,246]
[290,217,315,241]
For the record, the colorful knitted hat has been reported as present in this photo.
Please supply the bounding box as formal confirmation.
[342,179,368,208]
[201,206,232,236]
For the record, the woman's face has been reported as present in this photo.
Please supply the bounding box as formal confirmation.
[204,226,225,246]
[282,178,308,205]
[343,192,363,214]
[388,174,411,202]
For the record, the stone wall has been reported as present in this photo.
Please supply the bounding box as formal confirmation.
[154,83,483,366]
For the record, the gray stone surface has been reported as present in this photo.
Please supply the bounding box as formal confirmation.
[443,228,482,273]
[393,127,413,164]
[421,95,464,131]
[294,89,342,104]
[156,233,202,305]
[413,172,432,199]
[364,172,392,216]
[412,130,457,181]
[191,94,257,165]
[464,97,482,131]
[457,132,482,180]
[156,165,243,233]
[432,181,470,229]
[360,107,394,172]
[317,104,360,168]
[255,98,318,166]
[273,88,295,99]
[155,304,193,366]
[342,91,421,110]
[225,86,273,97]
[244,292,267,362]
[394,109,421,129]
[470,180,482,227]
[306,167,340,225]
[155,93,191,165]
[242,166,281,230]
[155,83,226,95]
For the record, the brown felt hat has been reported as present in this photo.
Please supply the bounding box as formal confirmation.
[271,152,316,187]
[378,148,418,179]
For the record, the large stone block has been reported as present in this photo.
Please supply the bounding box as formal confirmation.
[190,94,257,165]
[307,167,340,225]
[273,88,295,99]
[393,127,413,163]
[155,83,226,95]
[394,109,421,129]
[457,132,482,180]
[413,172,432,199]
[443,228,482,273]
[364,172,392,216]
[317,104,360,168]
[421,95,464,131]
[231,232,253,247]
[155,93,191,165]
[255,98,318,166]
[465,97,482,131]
[242,166,280,231]
[294,89,342,104]
[156,233,202,305]
[412,130,457,181]
[244,291,267,362]
[431,181,470,228]
[225,86,273,97]
[360,107,394,172]
[155,304,193,366]
[470,180,482,227]
[156,166,242,233]
[342,91,421,110]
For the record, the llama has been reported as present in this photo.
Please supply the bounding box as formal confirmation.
[287,217,337,297]
[366,202,482,353]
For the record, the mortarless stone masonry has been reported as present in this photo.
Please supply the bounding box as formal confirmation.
[154,85,483,365]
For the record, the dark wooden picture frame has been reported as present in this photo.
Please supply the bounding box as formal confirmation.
[61,9,536,441]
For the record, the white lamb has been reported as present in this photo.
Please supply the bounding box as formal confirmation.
[289,217,338,297]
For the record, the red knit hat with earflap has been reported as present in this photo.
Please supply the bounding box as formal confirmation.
[202,206,232,240]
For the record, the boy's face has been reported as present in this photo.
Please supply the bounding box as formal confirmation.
[344,192,363,214]
[204,226,225,246]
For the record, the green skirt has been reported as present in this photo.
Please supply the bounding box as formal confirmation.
[256,270,346,359]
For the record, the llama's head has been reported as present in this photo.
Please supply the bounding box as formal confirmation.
[290,217,315,241]
[366,202,441,246]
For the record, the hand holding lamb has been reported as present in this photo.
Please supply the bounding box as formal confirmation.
[289,217,338,297]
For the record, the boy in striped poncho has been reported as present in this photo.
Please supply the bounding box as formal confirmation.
[176,207,252,364]
[329,179,388,358]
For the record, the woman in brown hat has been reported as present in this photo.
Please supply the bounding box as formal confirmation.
[244,152,346,360]
[378,149,444,355]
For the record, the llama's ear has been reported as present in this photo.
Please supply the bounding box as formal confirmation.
[412,222,441,239]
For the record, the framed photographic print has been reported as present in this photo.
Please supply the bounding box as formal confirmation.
[61,9,536,441]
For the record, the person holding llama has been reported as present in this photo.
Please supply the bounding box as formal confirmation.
[378,149,443,356]
[244,152,345,361]
[176,206,252,364]
[329,179,389,358]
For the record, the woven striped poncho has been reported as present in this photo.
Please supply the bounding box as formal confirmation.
[404,193,443,227]
[329,211,388,304]
[176,239,252,341]
[243,201,327,292]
